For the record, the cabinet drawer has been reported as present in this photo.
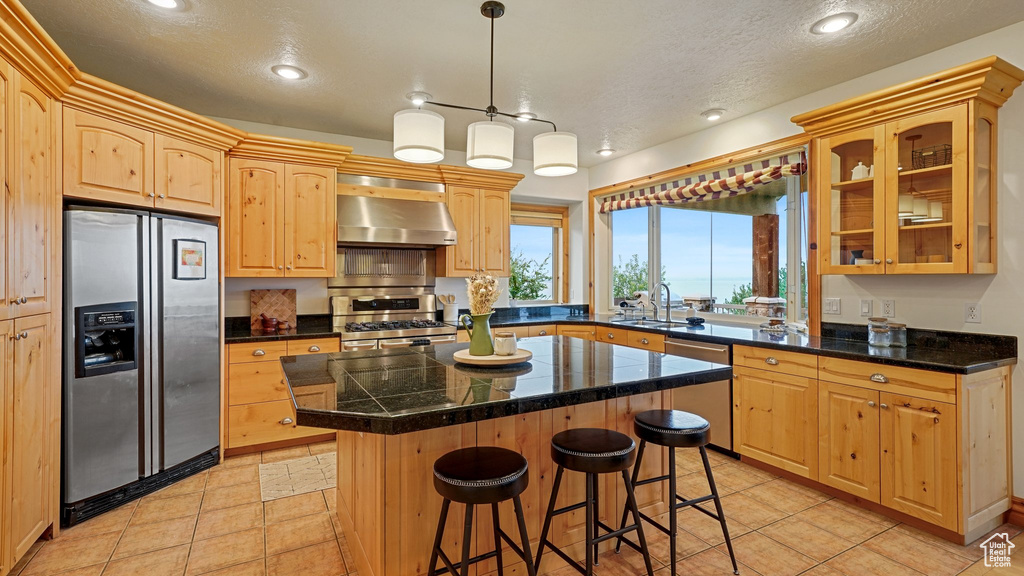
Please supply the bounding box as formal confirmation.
[228,362,288,406]
[287,338,340,355]
[733,345,817,379]
[556,325,595,340]
[228,341,288,364]
[528,324,556,337]
[596,327,628,344]
[627,331,664,352]
[228,400,330,448]
[818,357,956,403]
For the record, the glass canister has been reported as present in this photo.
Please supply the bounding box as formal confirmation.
[867,317,888,329]
[868,325,891,348]
[888,323,907,347]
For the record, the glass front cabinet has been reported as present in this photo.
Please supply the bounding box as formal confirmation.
[799,57,1022,276]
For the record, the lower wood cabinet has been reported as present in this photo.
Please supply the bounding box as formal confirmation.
[555,325,596,341]
[818,381,880,501]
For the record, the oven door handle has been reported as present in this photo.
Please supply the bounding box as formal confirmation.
[342,340,379,351]
[379,338,419,349]
[428,335,457,345]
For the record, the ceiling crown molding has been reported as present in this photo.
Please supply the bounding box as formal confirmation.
[230,133,353,167]
[0,0,76,98]
[339,154,525,192]
[64,73,245,150]
[792,55,1024,136]
[438,165,524,192]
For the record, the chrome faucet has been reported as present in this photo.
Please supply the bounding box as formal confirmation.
[650,282,672,323]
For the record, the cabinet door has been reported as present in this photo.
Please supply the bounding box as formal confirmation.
[0,320,10,576]
[0,60,9,321]
[968,101,998,274]
[880,393,958,531]
[9,315,51,561]
[226,158,285,277]
[479,188,509,275]
[9,74,53,317]
[284,164,335,277]
[733,366,818,479]
[154,134,221,216]
[818,125,885,274]
[818,381,880,502]
[63,108,153,207]
[555,325,595,341]
[444,186,480,276]
[884,105,968,273]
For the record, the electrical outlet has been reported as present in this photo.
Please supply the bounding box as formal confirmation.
[860,299,873,317]
[965,302,981,323]
[881,299,895,318]
[824,298,841,315]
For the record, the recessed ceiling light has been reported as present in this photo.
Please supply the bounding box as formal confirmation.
[596,148,615,157]
[701,109,725,121]
[406,91,432,106]
[272,65,307,80]
[810,12,858,34]
[146,0,180,8]
[516,112,536,122]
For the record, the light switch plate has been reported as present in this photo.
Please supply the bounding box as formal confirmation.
[860,299,873,317]
[881,300,895,318]
[824,298,841,315]
[965,302,981,323]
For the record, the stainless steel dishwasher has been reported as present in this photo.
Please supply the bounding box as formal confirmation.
[665,338,733,451]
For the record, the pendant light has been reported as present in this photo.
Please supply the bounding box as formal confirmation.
[392,2,577,176]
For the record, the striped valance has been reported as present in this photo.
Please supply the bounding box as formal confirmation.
[598,151,807,214]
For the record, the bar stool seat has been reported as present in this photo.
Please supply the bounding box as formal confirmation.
[428,447,536,576]
[551,427,637,473]
[634,409,710,448]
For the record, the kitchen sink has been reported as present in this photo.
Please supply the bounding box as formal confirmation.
[615,319,671,328]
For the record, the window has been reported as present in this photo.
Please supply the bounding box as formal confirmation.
[509,204,568,303]
[607,174,809,324]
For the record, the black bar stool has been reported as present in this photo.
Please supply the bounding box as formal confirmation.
[427,446,537,576]
[534,428,655,576]
[615,409,739,576]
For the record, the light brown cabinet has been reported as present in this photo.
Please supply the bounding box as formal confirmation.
[818,380,880,501]
[154,133,222,216]
[225,158,336,278]
[555,325,596,341]
[437,185,510,277]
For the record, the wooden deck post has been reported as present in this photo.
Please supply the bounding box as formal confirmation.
[752,214,779,297]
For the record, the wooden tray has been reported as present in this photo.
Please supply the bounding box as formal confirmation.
[453,349,533,366]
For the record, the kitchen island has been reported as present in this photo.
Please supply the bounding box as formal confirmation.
[282,336,732,576]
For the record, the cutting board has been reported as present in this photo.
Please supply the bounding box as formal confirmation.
[250,289,297,331]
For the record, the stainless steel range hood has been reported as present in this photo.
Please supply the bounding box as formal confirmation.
[336,194,457,247]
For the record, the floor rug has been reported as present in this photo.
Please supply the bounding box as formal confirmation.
[258,451,336,501]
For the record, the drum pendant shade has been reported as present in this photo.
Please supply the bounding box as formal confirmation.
[394,109,445,163]
[534,132,578,176]
[466,121,514,170]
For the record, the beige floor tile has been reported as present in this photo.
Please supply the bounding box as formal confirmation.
[322,489,337,511]
[673,449,707,474]
[675,470,737,498]
[261,445,311,464]
[198,559,267,576]
[719,492,788,529]
[677,505,753,546]
[266,541,345,576]
[719,531,815,576]
[825,498,898,527]
[642,512,711,565]
[337,536,355,573]
[103,544,190,576]
[667,547,760,576]
[30,564,105,576]
[221,452,262,468]
[711,462,777,492]
[924,522,1024,562]
[186,527,265,576]
[826,546,925,576]
[264,491,328,524]
[743,478,830,515]
[195,502,265,541]
[798,566,845,576]
[759,517,855,562]
[207,464,260,490]
[795,501,893,543]
[202,482,262,512]
[265,512,336,556]
[57,501,136,541]
[20,531,120,576]
[146,471,209,500]
[113,514,197,558]
[308,441,335,455]
[131,491,203,525]
[862,528,974,575]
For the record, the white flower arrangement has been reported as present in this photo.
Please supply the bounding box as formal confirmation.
[466,272,501,315]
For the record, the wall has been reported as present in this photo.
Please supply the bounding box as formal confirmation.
[587,20,1024,494]
[216,118,590,316]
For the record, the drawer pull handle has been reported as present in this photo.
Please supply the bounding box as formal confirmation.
[873,259,880,264]
[158,194,165,199]
[252,349,266,357]
[764,357,779,366]
[641,338,649,345]
[280,417,294,425]
[880,403,889,410]
[607,333,615,339]
[538,330,547,335]
[870,373,889,384]
[308,345,320,352]
[11,333,20,341]
[868,401,876,407]
[21,296,27,304]
[885,258,893,264]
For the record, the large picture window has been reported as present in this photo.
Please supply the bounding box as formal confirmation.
[509,204,569,304]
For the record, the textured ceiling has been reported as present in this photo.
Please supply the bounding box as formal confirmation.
[22,0,1024,167]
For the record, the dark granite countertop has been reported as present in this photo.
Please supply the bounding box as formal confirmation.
[282,336,732,435]
[224,315,337,343]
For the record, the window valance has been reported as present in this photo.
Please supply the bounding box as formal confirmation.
[598,150,806,214]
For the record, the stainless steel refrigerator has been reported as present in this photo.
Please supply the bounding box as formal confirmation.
[62,206,220,525]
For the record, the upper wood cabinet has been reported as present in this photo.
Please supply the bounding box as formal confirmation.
[437,185,510,277]
[795,56,1024,275]
[63,108,222,216]
[225,158,337,278]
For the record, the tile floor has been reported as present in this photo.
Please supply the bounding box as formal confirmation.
[258,451,336,501]
[10,440,1022,576]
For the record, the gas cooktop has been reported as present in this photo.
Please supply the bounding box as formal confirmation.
[344,320,447,332]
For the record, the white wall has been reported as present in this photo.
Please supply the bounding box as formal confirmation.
[587,20,1024,494]
[217,118,590,317]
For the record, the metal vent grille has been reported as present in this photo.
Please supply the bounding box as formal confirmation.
[344,249,426,277]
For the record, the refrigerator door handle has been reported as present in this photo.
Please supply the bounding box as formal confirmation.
[141,213,156,478]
